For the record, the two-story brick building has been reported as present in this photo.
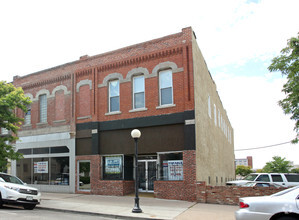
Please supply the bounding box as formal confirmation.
[11,27,235,201]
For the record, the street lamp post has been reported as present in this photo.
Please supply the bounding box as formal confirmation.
[131,129,142,213]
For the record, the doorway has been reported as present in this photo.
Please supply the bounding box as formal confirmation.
[138,160,156,192]
[77,160,90,191]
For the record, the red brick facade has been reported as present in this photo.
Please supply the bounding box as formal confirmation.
[12,27,234,202]
[154,150,197,201]
[75,155,134,196]
[74,33,195,125]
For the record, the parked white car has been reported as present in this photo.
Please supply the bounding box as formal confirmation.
[242,181,285,188]
[235,185,299,220]
[226,173,299,187]
[0,173,41,210]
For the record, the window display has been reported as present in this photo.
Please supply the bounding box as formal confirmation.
[158,152,183,181]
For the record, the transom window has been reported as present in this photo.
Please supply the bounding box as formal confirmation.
[133,75,145,109]
[109,80,120,112]
[159,69,173,105]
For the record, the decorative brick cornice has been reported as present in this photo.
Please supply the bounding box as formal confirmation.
[75,68,93,78]
[96,47,183,73]
[22,74,71,90]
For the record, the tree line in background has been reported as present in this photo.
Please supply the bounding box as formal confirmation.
[236,156,299,177]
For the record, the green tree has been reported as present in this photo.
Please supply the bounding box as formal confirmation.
[268,34,299,143]
[290,168,299,173]
[236,165,252,177]
[262,156,292,173]
[0,81,31,172]
[256,169,264,173]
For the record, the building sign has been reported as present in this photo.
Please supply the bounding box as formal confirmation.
[105,156,122,174]
[34,161,48,173]
[163,160,183,180]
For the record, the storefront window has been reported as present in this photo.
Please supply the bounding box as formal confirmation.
[33,158,50,184]
[51,157,69,185]
[102,155,123,180]
[16,158,32,184]
[16,156,69,185]
[158,152,183,181]
[102,155,134,180]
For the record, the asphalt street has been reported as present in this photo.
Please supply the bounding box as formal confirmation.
[0,205,115,220]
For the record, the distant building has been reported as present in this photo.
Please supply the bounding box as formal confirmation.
[235,156,253,168]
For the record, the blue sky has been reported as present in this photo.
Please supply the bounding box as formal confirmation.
[0,0,298,169]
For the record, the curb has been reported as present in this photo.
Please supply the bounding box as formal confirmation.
[36,206,166,220]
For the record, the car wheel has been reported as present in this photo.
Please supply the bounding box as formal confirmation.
[23,204,36,210]
[277,216,298,220]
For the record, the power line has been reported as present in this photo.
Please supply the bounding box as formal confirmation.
[235,141,292,151]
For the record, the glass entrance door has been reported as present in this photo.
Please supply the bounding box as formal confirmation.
[78,161,90,191]
[138,160,156,192]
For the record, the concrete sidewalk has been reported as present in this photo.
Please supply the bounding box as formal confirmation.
[38,192,238,220]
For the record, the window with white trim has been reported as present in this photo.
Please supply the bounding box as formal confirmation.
[133,75,145,109]
[159,69,173,106]
[39,94,47,123]
[109,80,120,112]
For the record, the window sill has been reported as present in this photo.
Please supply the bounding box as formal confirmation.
[105,111,122,116]
[22,124,32,128]
[156,104,176,109]
[77,116,91,120]
[129,107,148,113]
[54,119,66,123]
[37,122,48,126]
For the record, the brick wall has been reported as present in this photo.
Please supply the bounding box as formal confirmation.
[196,182,284,205]
[154,150,197,201]
[77,84,91,118]
[154,150,284,204]
[14,75,74,132]
[75,155,134,196]
[75,27,195,124]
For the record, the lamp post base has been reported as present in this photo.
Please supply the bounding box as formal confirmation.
[132,198,142,213]
[132,207,142,213]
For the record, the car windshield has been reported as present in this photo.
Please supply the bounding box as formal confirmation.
[0,173,24,185]
[243,174,258,181]
[243,182,255,187]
